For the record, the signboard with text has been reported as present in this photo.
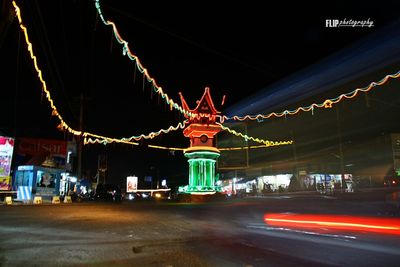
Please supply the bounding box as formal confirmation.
[15,138,67,168]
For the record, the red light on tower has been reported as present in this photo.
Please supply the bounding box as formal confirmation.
[178,87,222,194]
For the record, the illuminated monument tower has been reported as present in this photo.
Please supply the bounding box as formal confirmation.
[178,87,222,194]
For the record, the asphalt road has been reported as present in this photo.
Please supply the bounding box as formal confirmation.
[1,190,399,267]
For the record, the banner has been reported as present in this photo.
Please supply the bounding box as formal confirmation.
[15,138,67,168]
[0,136,14,190]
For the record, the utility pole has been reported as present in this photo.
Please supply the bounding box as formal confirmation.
[290,129,298,179]
[77,92,84,181]
[336,105,345,192]
[97,154,107,185]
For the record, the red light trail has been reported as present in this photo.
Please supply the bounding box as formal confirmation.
[264,213,400,235]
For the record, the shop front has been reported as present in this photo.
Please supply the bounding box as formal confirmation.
[259,174,293,193]
[13,165,62,201]
[309,173,352,193]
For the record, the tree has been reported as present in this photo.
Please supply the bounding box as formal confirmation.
[288,175,301,192]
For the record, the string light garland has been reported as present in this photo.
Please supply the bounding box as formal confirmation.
[218,145,281,151]
[83,121,286,150]
[12,1,189,147]
[84,137,139,146]
[222,70,400,122]
[94,0,193,118]
[147,144,184,151]
[85,137,289,151]
[216,122,293,147]
[83,120,188,144]
[93,0,400,126]
[13,0,287,153]
[17,0,399,154]
[12,1,81,136]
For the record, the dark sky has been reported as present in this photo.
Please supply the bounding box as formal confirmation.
[1,0,400,187]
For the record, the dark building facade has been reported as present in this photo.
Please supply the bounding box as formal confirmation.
[218,21,400,191]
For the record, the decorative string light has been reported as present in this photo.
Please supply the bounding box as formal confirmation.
[83,121,287,150]
[12,1,82,136]
[94,0,192,118]
[218,145,282,151]
[85,137,290,151]
[83,120,188,144]
[94,0,400,126]
[222,70,400,122]
[13,1,288,153]
[18,1,399,154]
[84,137,139,146]
[147,144,185,151]
[12,1,189,146]
[85,127,292,149]
[216,122,293,147]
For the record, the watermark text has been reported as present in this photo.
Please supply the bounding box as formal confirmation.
[326,18,374,28]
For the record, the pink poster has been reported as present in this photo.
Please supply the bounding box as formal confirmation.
[0,136,14,190]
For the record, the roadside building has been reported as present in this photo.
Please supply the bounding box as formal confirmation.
[217,22,400,194]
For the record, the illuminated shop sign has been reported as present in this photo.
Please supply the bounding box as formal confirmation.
[127,176,138,192]
[17,138,67,155]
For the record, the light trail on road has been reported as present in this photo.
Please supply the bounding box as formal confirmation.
[264,213,400,235]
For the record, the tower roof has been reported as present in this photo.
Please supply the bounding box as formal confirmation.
[179,87,220,115]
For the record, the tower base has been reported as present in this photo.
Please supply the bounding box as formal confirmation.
[176,192,226,203]
[179,149,221,195]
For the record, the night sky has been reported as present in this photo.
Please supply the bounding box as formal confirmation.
[1,0,400,188]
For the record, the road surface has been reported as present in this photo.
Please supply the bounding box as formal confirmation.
[1,190,399,266]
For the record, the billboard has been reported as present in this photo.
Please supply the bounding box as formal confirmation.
[0,136,14,190]
[17,137,66,155]
[15,138,67,168]
[126,176,138,192]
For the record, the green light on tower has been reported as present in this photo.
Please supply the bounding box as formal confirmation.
[179,151,221,193]
[178,88,222,194]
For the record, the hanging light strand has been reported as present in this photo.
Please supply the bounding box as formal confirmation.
[94,0,192,118]
[82,120,188,143]
[223,70,400,122]
[84,137,287,151]
[12,1,189,148]
[13,1,282,152]
[12,1,82,136]
[216,122,293,147]
[219,145,277,151]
